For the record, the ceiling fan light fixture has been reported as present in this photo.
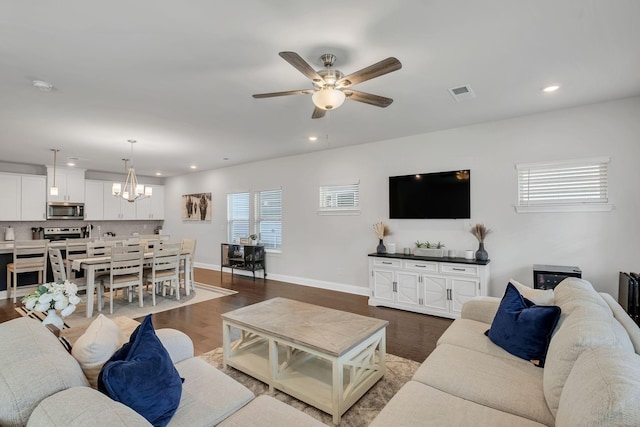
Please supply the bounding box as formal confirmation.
[312,88,346,110]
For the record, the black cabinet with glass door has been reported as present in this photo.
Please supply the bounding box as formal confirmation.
[221,243,266,281]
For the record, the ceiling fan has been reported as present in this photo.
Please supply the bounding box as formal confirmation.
[252,51,402,119]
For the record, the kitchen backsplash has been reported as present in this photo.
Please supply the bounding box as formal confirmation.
[0,220,163,241]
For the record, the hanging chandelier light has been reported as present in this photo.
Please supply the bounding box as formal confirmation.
[50,149,60,196]
[111,140,152,203]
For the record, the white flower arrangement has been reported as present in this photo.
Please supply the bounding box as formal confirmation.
[22,280,81,318]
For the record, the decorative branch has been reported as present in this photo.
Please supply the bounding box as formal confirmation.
[373,222,391,239]
[470,223,491,242]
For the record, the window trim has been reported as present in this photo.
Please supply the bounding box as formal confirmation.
[227,189,283,251]
[515,157,612,213]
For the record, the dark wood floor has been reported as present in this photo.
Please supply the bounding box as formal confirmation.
[0,269,453,362]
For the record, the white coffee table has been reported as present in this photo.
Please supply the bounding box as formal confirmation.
[222,297,388,424]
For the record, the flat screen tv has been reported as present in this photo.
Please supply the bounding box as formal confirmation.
[389,170,470,219]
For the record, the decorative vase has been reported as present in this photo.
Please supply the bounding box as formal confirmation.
[376,239,387,254]
[475,242,488,261]
[42,309,64,330]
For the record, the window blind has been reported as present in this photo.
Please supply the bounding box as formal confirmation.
[319,183,359,209]
[255,189,282,250]
[227,192,249,243]
[517,158,609,208]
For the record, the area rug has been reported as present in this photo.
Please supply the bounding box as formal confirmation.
[198,347,419,426]
[16,283,236,329]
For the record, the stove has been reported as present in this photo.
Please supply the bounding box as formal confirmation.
[43,227,83,241]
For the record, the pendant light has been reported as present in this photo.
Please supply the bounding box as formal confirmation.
[111,140,152,203]
[50,149,59,196]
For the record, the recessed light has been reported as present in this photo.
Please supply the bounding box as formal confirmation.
[32,80,53,92]
[308,136,318,142]
[66,162,76,167]
[542,85,560,93]
[155,172,162,176]
[190,165,197,169]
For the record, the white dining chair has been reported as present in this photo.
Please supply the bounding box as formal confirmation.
[141,238,160,252]
[87,240,115,257]
[144,243,181,305]
[180,238,197,292]
[65,238,90,279]
[102,245,144,314]
[48,247,88,291]
[7,240,48,303]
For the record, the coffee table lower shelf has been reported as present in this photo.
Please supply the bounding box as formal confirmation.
[222,322,386,424]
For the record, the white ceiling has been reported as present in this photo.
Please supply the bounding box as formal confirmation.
[1,1,639,177]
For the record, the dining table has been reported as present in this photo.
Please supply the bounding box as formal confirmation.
[71,251,192,318]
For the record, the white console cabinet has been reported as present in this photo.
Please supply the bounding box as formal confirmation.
[368,254,490,319]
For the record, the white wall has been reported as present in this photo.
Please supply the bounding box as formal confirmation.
[163,96,640,298]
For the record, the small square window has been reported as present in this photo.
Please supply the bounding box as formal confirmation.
[318,183,360,215]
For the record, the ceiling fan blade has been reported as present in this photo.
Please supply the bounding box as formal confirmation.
[337,57,402,88]
[279,51,324,83]
[343,90,394,107]
[311,107,326,119]
[252,89,313,98]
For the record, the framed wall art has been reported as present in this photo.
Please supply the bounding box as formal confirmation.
[182,193,212,221]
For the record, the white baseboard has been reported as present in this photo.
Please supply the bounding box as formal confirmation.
[197,263,369,297]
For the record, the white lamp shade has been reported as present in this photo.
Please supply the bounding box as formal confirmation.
[50,186,58,196]
[144,187,153,197]
[112,183,121,195]
[312,88,346,110]
[122,191,130,200]
[135,184,145,196]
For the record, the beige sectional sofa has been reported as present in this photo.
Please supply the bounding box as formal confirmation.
[0,317,323,427]
[371,278,640,426]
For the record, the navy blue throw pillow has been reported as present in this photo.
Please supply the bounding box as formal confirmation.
[485,283,561,367]
[98,315,182,427]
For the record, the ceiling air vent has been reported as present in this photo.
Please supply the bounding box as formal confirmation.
[448,85,476,102]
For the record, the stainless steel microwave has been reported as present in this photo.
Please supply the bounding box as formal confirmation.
[47,202,85,220]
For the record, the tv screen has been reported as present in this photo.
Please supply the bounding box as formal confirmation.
[389,170,470,219]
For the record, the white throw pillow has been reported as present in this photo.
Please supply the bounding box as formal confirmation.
[510,279,555,305]
[71,314,126,388]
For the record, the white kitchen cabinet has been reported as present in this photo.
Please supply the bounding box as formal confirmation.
[0,173,46,221]
[103,182,136,220]
[46,167,85,203]
[0,173,21,221]
[21,175,46,221]
[84,180,105,220]
[368,255,490,319]
[135,185,164,219]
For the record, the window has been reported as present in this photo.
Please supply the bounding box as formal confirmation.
[318,182,360,215]
[227,189,282,251]
[227,192,249,244]
[255,189,282,250]
[516,157,612,212]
